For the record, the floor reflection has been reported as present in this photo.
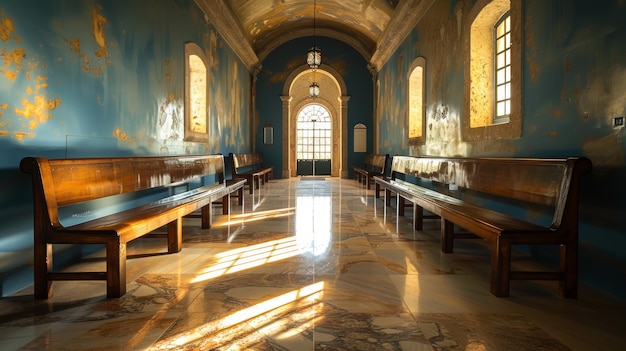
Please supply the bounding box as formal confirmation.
[295,193,331,257]
[0,178,624,351]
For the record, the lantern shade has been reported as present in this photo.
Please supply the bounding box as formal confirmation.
[307,46,321,70]
[309,82,320,97]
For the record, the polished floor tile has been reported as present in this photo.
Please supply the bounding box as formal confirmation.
[1,178,625,350]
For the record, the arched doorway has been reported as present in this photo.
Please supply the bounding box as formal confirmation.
[296,104,332,176]
[281,65,349,178]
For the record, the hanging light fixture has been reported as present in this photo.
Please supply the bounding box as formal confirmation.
[306,0,321,70]
[307,0,321,98]
[309,81,320,98]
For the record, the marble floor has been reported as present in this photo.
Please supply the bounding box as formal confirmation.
[1,178,625,350]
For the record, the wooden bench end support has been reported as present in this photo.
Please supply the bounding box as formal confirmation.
[106,239,126,298]
[201,203,212,229]
[560,241,579,298]
[34,243,53,299]
[22,154,244,299]
[413,204,424,230]
[167,218,183,253]
[490,237,512,297]
[441,220,455,253]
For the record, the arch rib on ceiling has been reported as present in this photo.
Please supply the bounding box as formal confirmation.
[196,0,433,74]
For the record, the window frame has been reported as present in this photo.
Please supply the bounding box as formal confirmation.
[296,104,332,160]
[494,12,511,124]
[408,56,426,146]
[463,0,522,141]
[184,42,209,143]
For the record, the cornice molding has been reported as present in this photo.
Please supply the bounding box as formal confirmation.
[369,0,436,72]
[195,0,261,73]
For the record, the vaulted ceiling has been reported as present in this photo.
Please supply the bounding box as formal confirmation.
[196,0,435,73]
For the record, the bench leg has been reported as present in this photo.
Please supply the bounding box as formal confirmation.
[491,237,511,297]
[560,240,578,298]
[201,203,212,229]
[222,194,230,215]
[441,219,454,253]
[106,239,126,298]
[167,218,182,253]
[382,186,387,219]
[413,204,423,230]
[398,196,406,216]
[385,189,392,207]
[34,242,53,299]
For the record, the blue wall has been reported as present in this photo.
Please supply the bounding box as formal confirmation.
[0,0,251,295]
[377,0,626,298]
[255,36,374,177]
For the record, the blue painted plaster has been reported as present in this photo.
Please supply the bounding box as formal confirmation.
[377,0,626,298]
[0,0,251,295]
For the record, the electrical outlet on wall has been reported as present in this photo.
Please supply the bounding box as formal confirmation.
[614,116,624,128]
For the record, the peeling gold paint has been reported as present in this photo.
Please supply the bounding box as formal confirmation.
[4,70,16,80]
[14,131,35,141]
[525,18,539,83]
[14,95,61,125]
[1,47,26,81]
[269,62,295,83]
[64,37,92,72]
[113,127,135,143]
[0,13,15,41]
[93,64,103,76]
[68,37,81,53]
[0,130,8,137]
[92,5,108,60]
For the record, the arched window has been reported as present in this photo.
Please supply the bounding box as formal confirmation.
[296,104,332,160]
[408,57,426,145]
[463,0,521,141]
[184,42,209,142]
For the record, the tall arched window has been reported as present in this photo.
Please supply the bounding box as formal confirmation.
[184,42,209,142]
[408,57,426,145]
[463,0,521,141]
[296,104,331,160]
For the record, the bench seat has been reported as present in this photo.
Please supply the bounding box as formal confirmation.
[229,152,273,194]
[21,155,246,299]
[375,156,592,298]
[352,153,389,190]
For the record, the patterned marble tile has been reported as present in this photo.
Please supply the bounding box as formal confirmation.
[1,178,624,351]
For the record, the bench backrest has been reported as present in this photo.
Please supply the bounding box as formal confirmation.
[20,155,226,227]
[364,154,389,174]
[389,155,592,228]
[230,152,265,172]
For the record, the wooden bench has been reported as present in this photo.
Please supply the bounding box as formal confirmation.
[229,152,273,194]
[20,154,246,299]
[352,153,389,189]
[374,155,592,298]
